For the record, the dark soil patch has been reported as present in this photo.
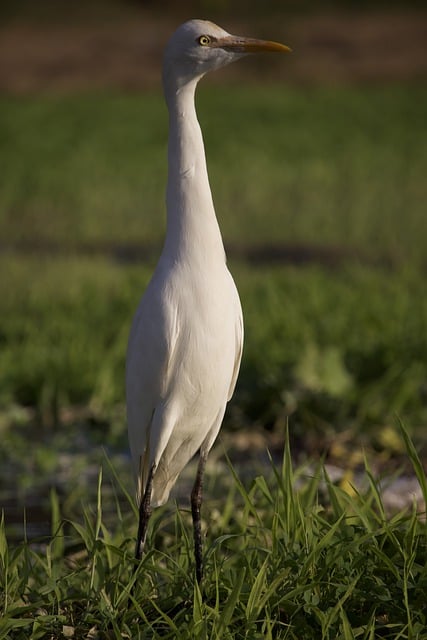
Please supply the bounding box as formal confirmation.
[1,8,426,94]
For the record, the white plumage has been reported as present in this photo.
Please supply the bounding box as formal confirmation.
[126,19,290,580]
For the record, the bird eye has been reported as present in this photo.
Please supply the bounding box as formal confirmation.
[198,35,211,46]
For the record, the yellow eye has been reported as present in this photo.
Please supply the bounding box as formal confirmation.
[198,35,211,46]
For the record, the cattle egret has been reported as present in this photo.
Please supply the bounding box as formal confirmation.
[126,19,290,583]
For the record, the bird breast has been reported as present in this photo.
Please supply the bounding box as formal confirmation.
[163,260,240,404]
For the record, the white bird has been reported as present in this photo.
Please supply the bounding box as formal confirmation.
[126,19,290,583]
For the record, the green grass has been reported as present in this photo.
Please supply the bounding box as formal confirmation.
[1,86,427,442]
[1,87,426,262]
[1,425,426,639]
[1,255,426,443]
[1,87,426,636]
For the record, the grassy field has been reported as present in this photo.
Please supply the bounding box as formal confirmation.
[1,426,426,638]
[1,86,426,434]
[1,85,427,636]
[1,87,426,259]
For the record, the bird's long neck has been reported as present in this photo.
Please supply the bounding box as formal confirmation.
[162,79,225,265]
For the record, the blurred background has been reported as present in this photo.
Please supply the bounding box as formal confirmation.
[1,0,426,537]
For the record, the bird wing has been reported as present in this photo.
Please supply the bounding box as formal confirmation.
[227,275,244,401]
[126,273,180,503]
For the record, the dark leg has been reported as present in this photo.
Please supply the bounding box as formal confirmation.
[135,464,155,561]
[191,452,207,584]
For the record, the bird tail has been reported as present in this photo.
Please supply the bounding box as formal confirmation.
[136,453,178,508]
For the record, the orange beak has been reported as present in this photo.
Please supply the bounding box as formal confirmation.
[214,36,291,54]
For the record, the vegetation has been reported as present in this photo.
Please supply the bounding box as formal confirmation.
[1,85,426,636]
[1,426,426,639]
[1,256,426,442]
[1,87,426,260]
[0,87,426,438]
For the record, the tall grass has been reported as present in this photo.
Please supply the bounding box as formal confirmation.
[1,424,426,638]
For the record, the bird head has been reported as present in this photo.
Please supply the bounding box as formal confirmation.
[163,19,291,91]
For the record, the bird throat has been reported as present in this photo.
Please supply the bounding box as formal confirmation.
[164,81,225,265]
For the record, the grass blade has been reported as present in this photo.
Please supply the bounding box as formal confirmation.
[397,419,427,510]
